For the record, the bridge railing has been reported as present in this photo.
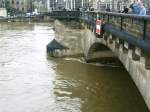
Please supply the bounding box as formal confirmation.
[81,11,150,42]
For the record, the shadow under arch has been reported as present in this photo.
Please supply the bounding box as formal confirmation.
[86,42,120,64]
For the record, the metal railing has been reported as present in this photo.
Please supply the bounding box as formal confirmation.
[80,11,150,41]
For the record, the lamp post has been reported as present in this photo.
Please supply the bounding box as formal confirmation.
[82,0,83,7]
[47,0,50,12]
[38,0,42,13]
[31,0,34,12]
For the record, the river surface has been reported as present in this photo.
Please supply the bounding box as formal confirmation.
[0,22,149,112]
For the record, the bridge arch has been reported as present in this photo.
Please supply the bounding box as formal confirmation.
[86,42,117,63]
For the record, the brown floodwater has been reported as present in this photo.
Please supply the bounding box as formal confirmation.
[0,22,149,112]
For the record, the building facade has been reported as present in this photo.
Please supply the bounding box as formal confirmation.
[2,0,50,14]
[94,0,132,11]
[33,0,49,13]
[1,0,150,13]
[5,0,31,12]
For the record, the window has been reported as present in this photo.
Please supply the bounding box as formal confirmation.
[7,1,10,4]
[12,0,14,4]
[16,1,19,5]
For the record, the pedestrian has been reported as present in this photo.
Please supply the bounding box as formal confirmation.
[130,0,141,14]
[122,6,129,13]
[139,4,146,16]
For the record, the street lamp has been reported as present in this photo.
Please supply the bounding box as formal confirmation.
[31,0,34,12]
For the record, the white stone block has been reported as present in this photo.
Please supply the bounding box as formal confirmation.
[124,41,128,49]
[116,38,119,44]
[140,57,146,65]
[135,47,141,56]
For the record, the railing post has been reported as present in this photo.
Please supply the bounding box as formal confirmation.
[103,14,105,20]
[143,19,147,40]
[87,12,89,20]
[93,12,95,21]
[121,16,123,31]
[107,15,109,23]
[92,12,94,22]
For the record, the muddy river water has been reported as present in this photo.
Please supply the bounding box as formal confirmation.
[0,22,149,112]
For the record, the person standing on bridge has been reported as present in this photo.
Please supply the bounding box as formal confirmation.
[139,3,147,16]
[130,0,141,14]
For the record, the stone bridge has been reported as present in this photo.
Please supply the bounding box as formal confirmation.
[46,11,150,110]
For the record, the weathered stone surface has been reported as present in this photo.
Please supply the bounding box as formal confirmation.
[53,20,150,109]
[54,20,84,56]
